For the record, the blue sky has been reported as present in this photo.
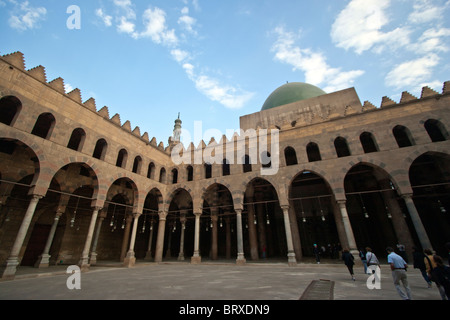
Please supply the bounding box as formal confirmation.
[1,0,449,146]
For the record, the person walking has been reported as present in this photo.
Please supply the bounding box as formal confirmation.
[424,249,447,300]
[397,243,408,263]
[359,248,368,274]
[431,255,450,299]
[365,247,379,274]
[313,244,321,264]
[412,246,432,288]
[342,249,355,281]
[387,247,412,300]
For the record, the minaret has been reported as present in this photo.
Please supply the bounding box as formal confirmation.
[169,113,182,149]
[173,112,182,143]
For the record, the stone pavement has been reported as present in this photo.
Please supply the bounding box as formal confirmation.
[0,260,445,301]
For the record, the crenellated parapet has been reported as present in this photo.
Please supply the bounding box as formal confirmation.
[0,51,168,154]
[1,51,448,161]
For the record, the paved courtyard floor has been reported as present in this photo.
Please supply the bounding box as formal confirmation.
[0,260,445,301]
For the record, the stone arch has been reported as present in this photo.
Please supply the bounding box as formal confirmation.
[344,162,413,259]
[0,95,22,126]
[133,187,163,260]
[288,169,341,260]
[105,175,140,213]
[408,150,450,255]
[31,112,56,140]
[200,183,235,260]
[243,177,285,261]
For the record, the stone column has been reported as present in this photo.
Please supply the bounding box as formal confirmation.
[235,208,246,265]
[124,213,140,267]
[120,214,133,261]
[89,210,106,266]
[281,205,297,266]
[178,212,187,261]
[35,211,63,268]
[79,207,101,271]
[211,208,219,260]
[337,200,361,265]
[255,201,267,258]
[191,212,202,264]
[247,203,259,260]
[1,195,42,280]
[225,216,231,259]
[154,210,168,263]
[288,202,302,261]
[379,184,414,262]
[402,194,432,250]
[144,220,155,261]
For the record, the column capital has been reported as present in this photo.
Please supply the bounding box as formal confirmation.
[132,212,141,219]
[158,210,168,220]
[280,204,290,212]
[30,194,44,201]
[91,206,103,212]
[401,193,414,200]
[235,208,242,215]
[193,211,202,217]
[337,199,347,208]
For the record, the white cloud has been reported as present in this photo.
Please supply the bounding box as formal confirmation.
[409,27,450,54]
[117,16,135,34]
[96,8,112,27]
[408,0,448,24]
[331,0,411,54]
[8,1,47,31]
[64,83,74,94]
[171,49,190,63]
[183,64,254,109]
[178,7,197,35]
[93,2,251,109]
[135,7,178,46]
[113,0,136,19]
[272,27,364,92]
[385,54,440,89]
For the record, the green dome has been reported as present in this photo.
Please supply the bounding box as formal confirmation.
[261,82,326,111]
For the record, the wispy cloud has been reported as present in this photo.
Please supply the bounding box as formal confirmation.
[135,7,178,45]
[182,63,254,109]
[178,7,197,35]
[94,1,253,109]
[7,0,47,31]
[96,8,113,27]
[331,0,450,93]
[385,54,440,90]
[272,26,364,92]
[330,0,411,55]
[408,0,449,24]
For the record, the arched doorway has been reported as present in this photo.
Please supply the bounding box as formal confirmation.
[165,189,193,261]
[409,152,450,256]
[289,171,340,260]
[201,183,235,261]
[98,178,137,263]
[134,188,161,260]
[244,178,285,261]
[344,164,413,259]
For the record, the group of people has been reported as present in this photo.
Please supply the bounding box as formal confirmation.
[312,243,342,263]
[339,244,450,300]
[412,245,450,300]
